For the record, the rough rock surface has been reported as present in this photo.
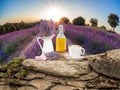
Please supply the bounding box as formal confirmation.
[76,71,99,81]
[0,85,13,90]
[29,79,54,90]
[17,86,37,90]
[90,49,120,79]
[0,49,120,90]
[25,71,45,80]
[51,85,77,90]
[86,76,120,89]
[22,59,90,77]
[66,80,86,88]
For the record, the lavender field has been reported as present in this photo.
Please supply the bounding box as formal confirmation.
[24,23,120,58]
[0,23,120,64]
[64,24,120,54]
[0,25,40,63]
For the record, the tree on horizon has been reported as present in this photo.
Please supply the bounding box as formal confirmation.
[59,17,70,24]
[108,13,119,32]
[90,18,98,27]
[72,16,85,26]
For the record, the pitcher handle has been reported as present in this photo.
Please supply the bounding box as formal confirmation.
[37,37,43,52]
[51,34,55,39]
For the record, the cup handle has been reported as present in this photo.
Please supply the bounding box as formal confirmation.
[81,48,85,55]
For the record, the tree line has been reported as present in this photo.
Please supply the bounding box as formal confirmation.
[0,21,39,34]
[59,13,119,32]
[0,13,119,34]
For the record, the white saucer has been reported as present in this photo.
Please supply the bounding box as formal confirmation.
[63,52,85,60]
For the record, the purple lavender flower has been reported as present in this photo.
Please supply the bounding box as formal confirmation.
[39,19,55,37]
[64,24,120,54]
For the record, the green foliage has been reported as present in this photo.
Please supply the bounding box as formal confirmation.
[3,42,17,57]
[88,40,112,54]
[108,13,119,31]
[31,31,37,36]
[90,40,100,54]
[72,16,85,26]
[0,57,28,84]
[59,17,70,24]
[0,72,8,78]
[0,57,4,64]
[103,43,112,51]
[0,40,5,64]
[2,27,7,34]
[74,35,86,45]
[15,67,27,79]
[99,25,106,30]
[0,25,2,34]
[107,30,116,33]
[0,21,37,34]
[0,40,2,47]
[86,24,90,26]
[19,35,29,44]
[6,57,24,68]
[90,18,98,27]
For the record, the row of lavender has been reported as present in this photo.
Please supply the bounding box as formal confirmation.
[0,25,40,63]
[24,36,57,58]
[1,22,120,62]
[24,20,56,58]
[64,24,120,54]
[24,24,120,59]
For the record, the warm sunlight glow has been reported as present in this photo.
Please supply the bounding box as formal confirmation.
[41,6,67,21]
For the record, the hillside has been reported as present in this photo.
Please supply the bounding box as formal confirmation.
[0,24,120,64]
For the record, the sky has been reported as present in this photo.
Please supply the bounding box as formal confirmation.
[0,0,120,32]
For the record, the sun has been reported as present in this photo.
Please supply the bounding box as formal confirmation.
[41,6,67,21]
[46,8,64,21]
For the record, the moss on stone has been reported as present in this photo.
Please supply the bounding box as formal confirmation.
[0,57,29,85]
[15,67,28,79]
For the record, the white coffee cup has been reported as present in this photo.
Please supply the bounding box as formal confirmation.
[68,45,85,58]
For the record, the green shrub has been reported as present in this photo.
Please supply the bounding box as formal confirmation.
[0,57,27,80]
[107,30,116,33]
[74,35,86,45]
[3,42,17,57]
[19,36,28,44]
[0,56,4,64]
[59,17,70,24]
[99,25,106,30]
[72,16,85,26]
[89,40,100,54]
[88,40,112,54]
[0,40,2,47]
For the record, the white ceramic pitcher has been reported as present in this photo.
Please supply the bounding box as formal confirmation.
[37,34,55,53]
